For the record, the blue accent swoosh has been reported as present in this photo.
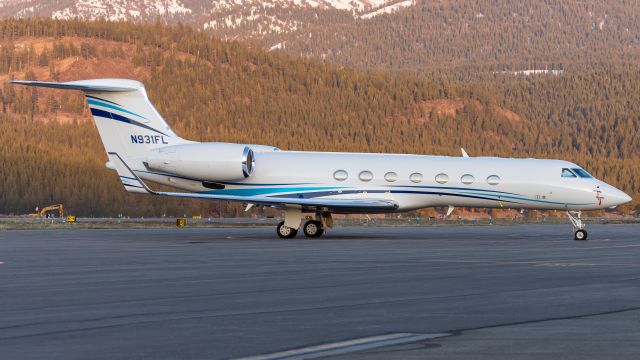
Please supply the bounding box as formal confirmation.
[271,189,521,204]
[88,98,147,120]
[125,171,590,207]
[204,186,344,196]
[458,191,593,206]
[86,95,120,106]
[390,185,523,196]
[90,108,167,136]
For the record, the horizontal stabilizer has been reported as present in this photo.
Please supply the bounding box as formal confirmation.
[10,79,140,92]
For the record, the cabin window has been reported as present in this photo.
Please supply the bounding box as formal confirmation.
[384,172,398,182]
[571,168,593,178]
[487,175,501,185]
[410,173,423,183]
[333,170,348,181]
[561,168,577,178]
[461,174,475,184]
[359,170,373,182]
[435,173,449,184]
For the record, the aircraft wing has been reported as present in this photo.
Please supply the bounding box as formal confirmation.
[108,152,399,213]
[151,191,399,212]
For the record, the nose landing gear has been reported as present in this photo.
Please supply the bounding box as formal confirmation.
[566,211,588,241]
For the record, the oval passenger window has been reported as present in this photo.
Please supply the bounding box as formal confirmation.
[384,172,398,182]
[487,175,501,185]
[410,173,423,183]
[435,173,449,184]
[461,174,475,184]
[333,170,348,181]
[359,170,373,182]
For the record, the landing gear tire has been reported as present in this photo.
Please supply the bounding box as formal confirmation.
[303,220,324,238]
[567,211,588,241]
[277,221,298,239]
[574,229,588,241]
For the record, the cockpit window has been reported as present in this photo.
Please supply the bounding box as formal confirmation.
[571,168,593,178]
[561,168,577,178]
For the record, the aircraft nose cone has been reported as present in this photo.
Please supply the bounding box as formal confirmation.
[609,187,632,207]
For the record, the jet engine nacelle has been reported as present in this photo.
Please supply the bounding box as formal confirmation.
[144,142,277,181]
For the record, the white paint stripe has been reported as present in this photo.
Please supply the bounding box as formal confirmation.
[234,332,450,360]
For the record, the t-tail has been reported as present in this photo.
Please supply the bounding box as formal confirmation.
[10,79,189,159]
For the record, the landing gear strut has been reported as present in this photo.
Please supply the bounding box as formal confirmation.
[566,211,588,241]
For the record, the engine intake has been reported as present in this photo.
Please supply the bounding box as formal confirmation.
[242,146,254,178]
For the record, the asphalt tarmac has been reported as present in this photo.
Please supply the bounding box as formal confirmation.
[0,225,639,359]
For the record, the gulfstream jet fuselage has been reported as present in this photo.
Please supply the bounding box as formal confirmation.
[11,79,632,240]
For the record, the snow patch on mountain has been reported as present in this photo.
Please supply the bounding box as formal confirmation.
[2,0,415,40]
[359,0,414,19]
[202,0,408,38]
[51,0,191,21]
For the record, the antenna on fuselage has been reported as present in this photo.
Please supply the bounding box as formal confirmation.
[446,205,455,217]
[461,148,469,158]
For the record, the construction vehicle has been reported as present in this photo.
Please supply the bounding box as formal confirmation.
[32,204,65,218]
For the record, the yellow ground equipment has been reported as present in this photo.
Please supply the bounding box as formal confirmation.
[36,204,64,218]
[176,218,186,228]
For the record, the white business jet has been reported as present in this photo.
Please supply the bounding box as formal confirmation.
[11,79,632,240]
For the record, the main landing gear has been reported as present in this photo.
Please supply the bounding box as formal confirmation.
[566,211,588,241]
[277,221,298,238]
[276,208,332,238]
[303,220,324,237]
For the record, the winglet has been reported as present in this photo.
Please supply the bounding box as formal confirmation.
[107,152,154,194]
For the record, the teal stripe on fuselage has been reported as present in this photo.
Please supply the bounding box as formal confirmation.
[191,180,593,207]
[389,185,522,196]
[203,186,344,196]
[87,99,147,120]
[458,191,593,206]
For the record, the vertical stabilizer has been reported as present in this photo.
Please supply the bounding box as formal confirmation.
[11,79,189,158]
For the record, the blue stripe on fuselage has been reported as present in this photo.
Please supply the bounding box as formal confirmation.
[458,190,592,206]
[90,108,167,136]
[270,189,521,204]
[128,170,587,207]
[203,186,344,196]
[389,185,523,196]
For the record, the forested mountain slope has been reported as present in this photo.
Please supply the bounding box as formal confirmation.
[274,0,640,75]
[0,19,637,216]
